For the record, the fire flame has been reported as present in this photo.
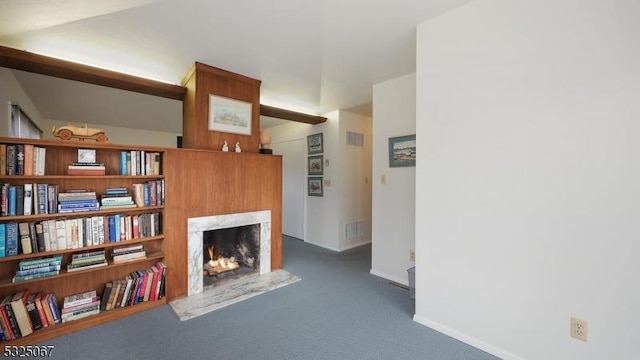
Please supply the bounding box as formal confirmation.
[207,245,239,272]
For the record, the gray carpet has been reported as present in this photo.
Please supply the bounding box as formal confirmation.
[36,236,499,360]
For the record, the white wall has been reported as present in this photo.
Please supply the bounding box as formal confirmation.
[371,73,416,285]
[0,68,45,136]
[414,0,640,359]
[338,111,372,251]
[270,110,372,252]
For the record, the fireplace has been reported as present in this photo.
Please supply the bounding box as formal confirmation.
[187,210,271,296]
[202,224,260,286]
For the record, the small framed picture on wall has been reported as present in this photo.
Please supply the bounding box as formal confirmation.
[308,155,323,176]
[308,177,323,197]
[307,133,323,154]
[388,134,416,167]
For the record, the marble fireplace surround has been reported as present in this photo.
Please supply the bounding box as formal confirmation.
[186,210,272,297]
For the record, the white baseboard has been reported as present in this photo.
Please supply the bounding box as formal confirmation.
[337,239,371,252]
[369,268,409,286]
[305,239,371,253]
[412,314,525,360]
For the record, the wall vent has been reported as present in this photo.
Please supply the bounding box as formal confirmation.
[345,221,364,239]
[346,131,364,147]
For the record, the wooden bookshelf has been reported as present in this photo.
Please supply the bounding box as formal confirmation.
[0,137,167,345]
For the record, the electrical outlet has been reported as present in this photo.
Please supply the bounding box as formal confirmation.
[409,250,415,262]
[570,317,588,342]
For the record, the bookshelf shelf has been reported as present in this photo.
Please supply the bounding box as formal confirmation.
[0,137,167,346]
[0,236,164,263]
[6,298,167,346]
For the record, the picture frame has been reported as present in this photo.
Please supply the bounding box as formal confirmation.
[308,155,324,175]
[307,133,323,154]
[308,177,323,197]
[389,134,416,167]
[208,94,252,136]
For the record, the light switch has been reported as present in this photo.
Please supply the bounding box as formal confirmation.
[381,174,387,185]
[325,159,330,167]
[324,179,331,187]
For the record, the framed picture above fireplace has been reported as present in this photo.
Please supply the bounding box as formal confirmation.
[208,94,252,135]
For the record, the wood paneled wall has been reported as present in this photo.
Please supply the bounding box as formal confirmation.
[162,147,282,300]
[182,62,261,152]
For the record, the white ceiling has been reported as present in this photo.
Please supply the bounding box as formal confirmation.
[0,0,473,132]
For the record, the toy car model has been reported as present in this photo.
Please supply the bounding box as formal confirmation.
[51,124,108,142]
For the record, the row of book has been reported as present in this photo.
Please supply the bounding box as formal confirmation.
[0,261,166,341]
[66,250,107,273]
[101,261,166,312]
[0,144,46,177]
[112,244,146,264]
[0,212,161,258]
[0,183,59,217]
[12,255,62,283]
[0,181,164,217]
[119,150,162,176]
[0,290,61,342]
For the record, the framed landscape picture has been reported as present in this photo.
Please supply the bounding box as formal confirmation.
[308,177,323,197]
[307,133,323,154]
[208,94,252,135]
[308,155,324,175]
[389,134,416,167]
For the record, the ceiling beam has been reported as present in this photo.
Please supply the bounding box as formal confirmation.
[260,104,327,125]
[0,45,325,124]
[0,45,187,100]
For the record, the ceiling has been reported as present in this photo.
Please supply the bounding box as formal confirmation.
[0,0,473,133]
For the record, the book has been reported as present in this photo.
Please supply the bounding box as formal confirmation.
[61,304,99,323]
[0,144,6,176]
[36,183,48,215]
[34,147,46,176]
[35,222,45,252]
[5,222,18,256]
[18,255,63,268]
[119,277,134,308]
[114,279,128,308]
[10,290,33,337]
[1,295,20,339]
[55,220,67,250]
[24,293,42,331]
[66,261,107,272]
[7,185,16,216]
[12,270,60,283]
[62,296,100,314]
[1,183,8,216]
[33,292,49,329]
[24,144,34,176]
[45,294,61,324]
[14,264,61,277]
[15,185,24,216]
[23,183,33,216]
[40,294,55,327]
[6,144,16,175]
[105,281,121,311]
[28,222,38,254]
[100,283,113,311]
[15,144,24,175]
[18,222,33,255]
[0,223,5,257]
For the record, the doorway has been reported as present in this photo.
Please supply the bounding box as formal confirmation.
[271,138,305,240]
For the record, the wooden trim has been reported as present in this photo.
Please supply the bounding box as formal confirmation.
[0,45,186,100]
[260,104,327,125]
